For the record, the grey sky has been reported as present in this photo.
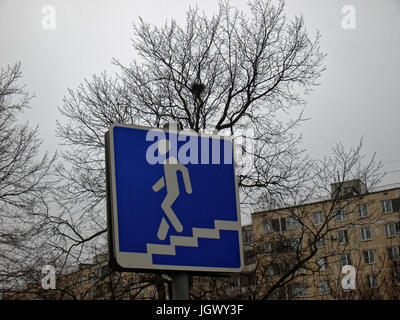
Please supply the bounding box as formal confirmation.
[0,0,399,185]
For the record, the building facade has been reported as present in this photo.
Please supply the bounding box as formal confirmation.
[251,180,400,299]
[2,253,166,300]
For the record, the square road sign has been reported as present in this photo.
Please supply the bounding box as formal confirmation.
[106,123,243,273]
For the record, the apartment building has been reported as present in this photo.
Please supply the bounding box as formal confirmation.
[2,253,163,300]
[251,180,400,299]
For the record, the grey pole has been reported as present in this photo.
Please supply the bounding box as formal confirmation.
[163,121,190,300]
[172,273,190,300]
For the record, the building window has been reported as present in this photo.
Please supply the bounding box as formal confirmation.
[360,226,372,241]
[338,230,349,244]
[381,200,393,214]
[94,267,102,278]
[367,274,378,288]
[342,187,354,197]
[319,281,330,295]
[262,220,272,234]
[295,267,307,275]
[271,218,287,232]
[384,222,400,238]
[244,250,255,265]
[340,253,352,267]
[264,242,272,254]
[387,246,400,261]
[89,272,96,284]
[266,265,275,276]
[291,284,308,298]
[392,271,400,285]
[312,212,324,225]
[79,275,85,286]
[89,289,95,300]
[317,257,328,271]
[243,230,254,247]
[335,209,346,222]
[95,284,104,297]
[316,236,326,248]
[99,266,110,278]
[364,250,376,264]
[116,280,124,292]
[288,238,303,251]
[286,216,301,230]
[358,204,368,218]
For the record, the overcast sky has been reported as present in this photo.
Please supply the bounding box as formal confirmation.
[0,0,399,186]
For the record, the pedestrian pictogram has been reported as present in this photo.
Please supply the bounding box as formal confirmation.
[152,139,193,240]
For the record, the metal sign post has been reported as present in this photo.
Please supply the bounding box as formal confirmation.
[171,272,189,300]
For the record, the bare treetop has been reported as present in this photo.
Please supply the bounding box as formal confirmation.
[54,0,326,276]
[119,0,325,131]
[59,0,325,140]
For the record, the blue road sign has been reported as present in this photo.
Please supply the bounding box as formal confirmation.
[106,123,243,272]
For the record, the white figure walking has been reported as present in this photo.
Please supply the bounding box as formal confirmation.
[152,139,192,240]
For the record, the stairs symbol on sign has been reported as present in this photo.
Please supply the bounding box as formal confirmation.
[146,220,240,256]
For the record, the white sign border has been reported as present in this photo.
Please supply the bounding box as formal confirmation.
[107,123,244,273]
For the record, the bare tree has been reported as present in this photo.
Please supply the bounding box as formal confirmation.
[244,139,386,300]
[0,62,56,291]
[55,0,325,274]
